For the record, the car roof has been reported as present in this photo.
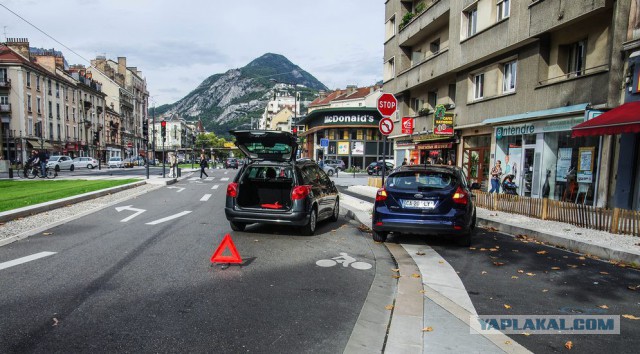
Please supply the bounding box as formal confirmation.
[392,165,461,174]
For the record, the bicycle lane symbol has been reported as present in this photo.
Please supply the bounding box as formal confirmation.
[316,252,372,270]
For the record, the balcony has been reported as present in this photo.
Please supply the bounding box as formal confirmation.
[529,0,608,37]
[0,79,10,89]
[0,103,10,113]
[83,100,92,110]
[398,0,449,47]
[535,65,610,106]
[395,48,450,92]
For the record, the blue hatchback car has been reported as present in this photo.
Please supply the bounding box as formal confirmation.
[371,165,477,246]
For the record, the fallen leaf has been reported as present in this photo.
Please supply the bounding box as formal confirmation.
[599,271,609,275]
[385,305,394,310]
[551,267,561,270]
[542,289,549,292]
[416,251,426,256]
[505,341,511,345]
[419,290,427,294]
[253,239,260,242]
[423,327,433,332]
[479,248,488,251]
[517,270,524,274]
[628,285,638,291]
[489,248,498,252]
[481,271,488,275]
[392,275,401,279]
[526,272,536,276]
[578,256,586,260]
[598,305,609,309]
[536,250,548,255]
[622,314,640,320]
[391,268,400,272]
[522,332,531,336]
[411,273,421,278]
[511,276,519,279]
[438,260,444,264]
[565,341,573,350]
[568,264,578,268]
[43,232,53,236]
[52,318,59,326]
[493,262,505,266]
[469,247,477,250]
[504,304,511,309]
[486,226,498,232]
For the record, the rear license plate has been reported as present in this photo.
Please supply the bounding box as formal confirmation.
[402,200,435,209]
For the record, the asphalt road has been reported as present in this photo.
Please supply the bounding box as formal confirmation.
[0,170,392,353]
[338,186,640,354]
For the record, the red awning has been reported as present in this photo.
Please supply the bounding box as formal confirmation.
[571,102,640,137]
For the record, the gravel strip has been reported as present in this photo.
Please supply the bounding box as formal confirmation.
[0,183,161,242]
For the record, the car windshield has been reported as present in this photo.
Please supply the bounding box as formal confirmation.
[387,171,457,190]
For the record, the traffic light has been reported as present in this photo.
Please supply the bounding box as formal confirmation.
[161,120,166,141]
[93,131,99,145]
[291,127,297,135]
[142,120,148,138]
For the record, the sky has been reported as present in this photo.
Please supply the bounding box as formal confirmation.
[1,0,384,106]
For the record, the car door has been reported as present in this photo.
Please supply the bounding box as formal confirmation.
[313,165,335,219]
[60,156,71,169]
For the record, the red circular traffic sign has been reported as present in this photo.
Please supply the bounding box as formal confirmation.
[379,117,394,136]
[377,93,398,117]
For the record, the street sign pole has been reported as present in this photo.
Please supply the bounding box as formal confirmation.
[377,93,398,188]
[382,135,387,186]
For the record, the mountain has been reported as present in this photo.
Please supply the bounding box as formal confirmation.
[154,53,328,137]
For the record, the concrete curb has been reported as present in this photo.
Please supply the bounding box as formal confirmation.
[0,179,167,223]
[477,217,640,266]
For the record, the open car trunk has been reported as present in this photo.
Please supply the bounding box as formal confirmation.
[236,165,294,210]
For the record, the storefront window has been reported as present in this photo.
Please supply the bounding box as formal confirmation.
[543,132,600,205]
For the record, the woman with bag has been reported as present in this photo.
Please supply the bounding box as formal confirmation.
[489,160,502,193]
[199,153,209,178]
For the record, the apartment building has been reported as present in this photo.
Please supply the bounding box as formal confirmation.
[383,0,632,208]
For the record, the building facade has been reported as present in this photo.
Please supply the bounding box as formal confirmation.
[383,0,631,208]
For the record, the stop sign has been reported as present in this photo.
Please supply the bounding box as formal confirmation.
[377,93,398,117]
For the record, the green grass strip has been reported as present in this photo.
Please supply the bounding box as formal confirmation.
[0,179,140,212]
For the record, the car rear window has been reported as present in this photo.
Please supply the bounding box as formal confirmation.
[244,166,293,180]
[387,171,457,190]
[242,142,292,158]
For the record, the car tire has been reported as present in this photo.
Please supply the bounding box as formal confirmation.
[372,230,388,242]
[70,164,74,172]
[87,164,93,169]
[368,171,373,175]
[301,208,317,236]
[329,199,339,222]
[326,169,334,176]
[230,221,246,231]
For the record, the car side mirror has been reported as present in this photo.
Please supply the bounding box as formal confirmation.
[470,183,481,190]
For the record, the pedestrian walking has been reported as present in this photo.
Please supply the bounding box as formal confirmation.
[169,153,177,178]
[489,160,502,193]
[37,149,49,177]
[199,154,209,178]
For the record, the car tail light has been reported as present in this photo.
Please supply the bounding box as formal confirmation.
[227,183,238,198]
[291,185,311,200]
[375,188,387,202]
[452,186,468,205]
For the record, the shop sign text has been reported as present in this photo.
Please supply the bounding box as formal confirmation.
[323,114,376,125]
[496,124,536,140]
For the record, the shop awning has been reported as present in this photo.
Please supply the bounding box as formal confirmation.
[482,103,590,125]
[571,101,640,137]
[26,139,54,150]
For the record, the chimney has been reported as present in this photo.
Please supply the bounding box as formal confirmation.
[346,85,357,95]
[118,57,127,76]
[6,38,30,59]
[318,90,326,99]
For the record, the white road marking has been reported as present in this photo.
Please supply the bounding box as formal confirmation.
[189,177,199,181]
[167,186,185,192]
[224,171,229,174]
[220,177,229,181]
[0,252,57,271]
[200,194,212,201]
[211,184,220,190]
[115,205,146,222]
[145,211,192,225]
[205,177,214,181]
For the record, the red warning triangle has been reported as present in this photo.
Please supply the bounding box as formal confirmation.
[210,234,242,264]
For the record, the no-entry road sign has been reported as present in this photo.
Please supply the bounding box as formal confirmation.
[379,117,394,136]
[377,93,397,117]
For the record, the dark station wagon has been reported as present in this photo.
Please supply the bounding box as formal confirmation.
[225,130,340,235]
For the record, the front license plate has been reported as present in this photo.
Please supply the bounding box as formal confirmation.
[402,200,435,209]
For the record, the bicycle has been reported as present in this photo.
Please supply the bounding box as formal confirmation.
[25,164,57,179]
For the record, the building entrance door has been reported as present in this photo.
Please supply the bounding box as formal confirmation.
[463,148,490,189]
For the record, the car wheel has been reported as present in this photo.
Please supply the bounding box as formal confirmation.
[70,164,74,172]
[375,170,380,176]
[230,221,246,231]
[301,208,317,236]
[329,199,339,222]
[55,165,60,172]
[326,169,334,176]
[87,164,93,169]
[368,171,373,175]
[372,230,388,242]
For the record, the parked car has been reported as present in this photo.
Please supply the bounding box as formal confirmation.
[324,159,346,171]
[225,157,239,169]
[225,130,339,235]
[46,155,75,172]
[367,161,394,176]
[72,157,99,169]
[108,157,124,168]
[122,158,135,168]
[371,165,477,246]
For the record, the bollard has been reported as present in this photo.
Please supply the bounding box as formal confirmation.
[177,167,181,178]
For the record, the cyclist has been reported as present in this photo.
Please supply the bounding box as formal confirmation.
[26,150,39,177]
[37,149,48,177]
